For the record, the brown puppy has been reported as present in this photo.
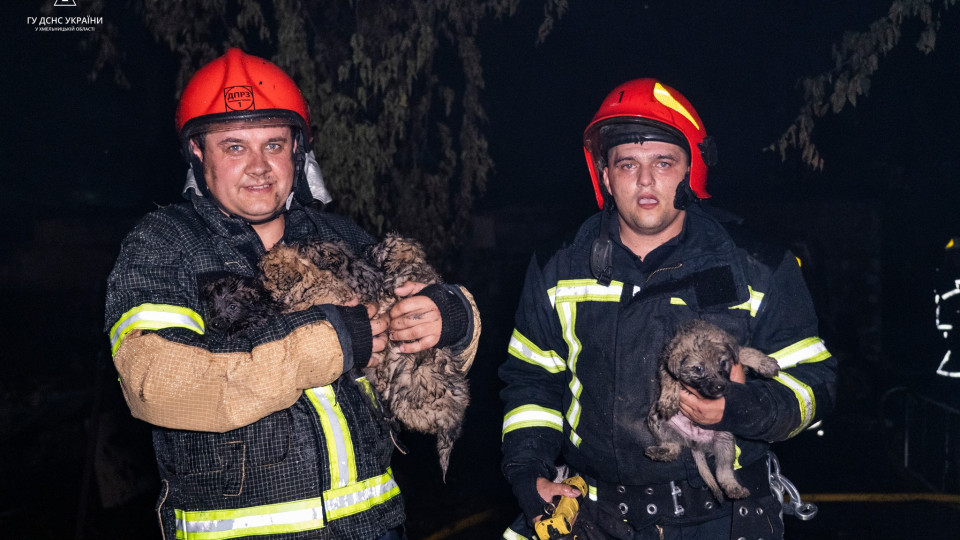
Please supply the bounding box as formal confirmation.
[368,233,470,480]
[254,233,469,480]
[645,319,780,501]
[259,239,376,310]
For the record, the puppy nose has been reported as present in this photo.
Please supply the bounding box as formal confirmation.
[712,382,726,395]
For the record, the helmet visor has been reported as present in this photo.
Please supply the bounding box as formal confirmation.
[180,109,307,141]
[596,121,690,161]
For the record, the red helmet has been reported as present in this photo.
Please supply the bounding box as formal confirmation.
[583,79,715,208]
[176,49,321,210]
[176,48,311,141]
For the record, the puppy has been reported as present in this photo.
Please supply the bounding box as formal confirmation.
[368,233,470,480]
[259,239,371,311]
[254,234,469,479]
[200,272,282,339]
[645,319,780,501]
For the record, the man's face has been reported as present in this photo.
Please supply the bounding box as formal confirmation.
[602,140,690,252]
[192,125,295,222]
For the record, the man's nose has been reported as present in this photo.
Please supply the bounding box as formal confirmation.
[636,165,654,186]
[246,150,271,175]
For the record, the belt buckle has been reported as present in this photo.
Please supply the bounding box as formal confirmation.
[669,480,685,517]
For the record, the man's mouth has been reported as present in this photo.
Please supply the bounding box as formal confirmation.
[638,195,658,208]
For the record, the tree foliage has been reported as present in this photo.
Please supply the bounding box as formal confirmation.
[771,0,958,170]
[79,0,566,263]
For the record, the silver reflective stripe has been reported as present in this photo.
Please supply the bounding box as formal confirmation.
[508,330,566,373]
[175,497,325,539]
[306,386,355,488]
[324,470,400,519]
[548,279,624,308]
[109,303,204,355]
[771,337,831,369]
[502,405,563,437]
[558,297,584,447]
[550,279,622,448]
[775,371,816,438]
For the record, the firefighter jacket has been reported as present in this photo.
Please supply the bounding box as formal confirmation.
[499,205,837,521]
[104,193,480,539]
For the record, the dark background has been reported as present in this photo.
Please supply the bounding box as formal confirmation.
[4,0,960,538]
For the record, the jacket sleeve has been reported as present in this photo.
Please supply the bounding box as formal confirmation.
[713,251,838,442]
[105,214,370,433]
[499,255,568,520]
[445,285,482,373]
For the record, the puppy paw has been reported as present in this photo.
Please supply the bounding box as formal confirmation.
[755,356,780,378]
[738,347,780,378]
[645,444,680,462]
[722,484,751,499]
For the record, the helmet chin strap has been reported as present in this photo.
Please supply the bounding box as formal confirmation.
[590,193,616,286]
[182,135,302,227]
[591,176,698,284]
[184,155,290,227]
[673,175,699,210]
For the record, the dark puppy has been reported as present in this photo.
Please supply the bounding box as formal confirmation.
[645,319,780,501]
[200,272,282,339]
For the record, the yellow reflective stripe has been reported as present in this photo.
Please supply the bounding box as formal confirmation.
[548,279,624,307]
[729,286,764,317]
[323,469,400,520]
[502,405,563,438]
[769,337,831,369]
[654,82,700,130]
[502,526,533,540]
[670,297,687,305]
[508,329,566,373]
[305,386,357,488]
[734,444,742,470]
[774,371,816,438]
[173,471,401,539]
[174,497,325,539]
[355,376,379,410]
[557,301,584,448]
[109,303,204,355]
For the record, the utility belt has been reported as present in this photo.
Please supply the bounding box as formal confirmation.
[584,455,775,529]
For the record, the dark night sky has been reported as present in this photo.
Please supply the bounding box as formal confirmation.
[5,0,959,228]
[5,1,960,537]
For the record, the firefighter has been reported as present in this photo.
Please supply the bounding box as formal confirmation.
[104,49,480,539]
[500,79,836,539]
